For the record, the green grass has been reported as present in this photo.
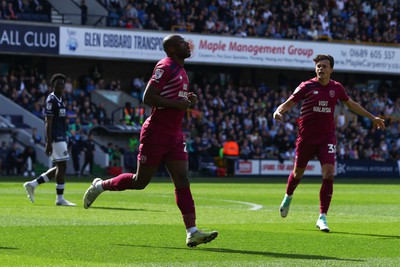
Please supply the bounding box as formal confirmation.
[1,176,400,266]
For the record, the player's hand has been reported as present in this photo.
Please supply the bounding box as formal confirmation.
[178,98,192,110]
[187,92,198,105]
[273,111,284,122]
[373,117,385,130]
[45,143,53,156]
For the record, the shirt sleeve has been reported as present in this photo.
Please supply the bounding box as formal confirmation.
[45,96,55,116]
[288,82,307,104]
[147,62,171,90]
[338,83,350,101]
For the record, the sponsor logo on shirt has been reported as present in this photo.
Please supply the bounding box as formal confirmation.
[154,69,164,80]
[313,100,331,113]
[178,91,188,98]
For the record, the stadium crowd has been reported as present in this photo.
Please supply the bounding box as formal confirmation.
[0,63,399,175]
[101,0,400,44]
[1,0,399,44]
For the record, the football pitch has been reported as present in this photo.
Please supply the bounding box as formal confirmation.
[1,176,399,267]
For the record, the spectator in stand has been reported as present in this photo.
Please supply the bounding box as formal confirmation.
[6,143,24,175]
[13,0,26,13]
[30,127,44,146]
[0,141,9,175]
[28,0,43,14]
[22,145,36,177]
[95,102,108,125]
[68,129,82,177]
[6,2,18,20]
[80,133,95,176]
[111,144,121,167]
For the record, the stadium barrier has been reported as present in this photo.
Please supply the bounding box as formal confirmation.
[236,159,400,178]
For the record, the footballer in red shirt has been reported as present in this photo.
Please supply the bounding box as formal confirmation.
[83,34,217,247]
[273,54,385,232]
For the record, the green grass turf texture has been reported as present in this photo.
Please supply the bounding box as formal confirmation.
[1,175,399,267]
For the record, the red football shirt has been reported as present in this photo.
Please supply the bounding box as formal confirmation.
[140,57,189,144]
[289,77,349,139]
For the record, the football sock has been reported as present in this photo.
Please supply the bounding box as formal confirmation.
[31,174,50,188]
[102,173,135,191]
[320,179,333,214]
[286,172,301,196]
[175,186,196,229]
[186,226,198,236]
[56,183,65,201]
[94,180,104,192]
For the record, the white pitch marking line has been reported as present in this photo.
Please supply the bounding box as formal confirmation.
[222,200,263,211]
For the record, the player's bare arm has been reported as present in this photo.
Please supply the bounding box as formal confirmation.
[273,99,296,122]
[45,115,53,156]
[343,98,386,130]
[143,83,192,110]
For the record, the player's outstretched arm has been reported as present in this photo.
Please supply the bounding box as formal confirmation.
[273,99,296,122]
[343,98,385,130]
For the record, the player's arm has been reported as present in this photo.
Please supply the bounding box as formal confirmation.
[143,83,192,110]
[343,98,385,130]
[273,99,296,122]
[45,115,53,155]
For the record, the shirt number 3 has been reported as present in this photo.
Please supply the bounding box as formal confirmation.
[328,144,336,154]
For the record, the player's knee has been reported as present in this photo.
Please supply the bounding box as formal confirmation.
[133,180,150,190]
[323,172,334,180]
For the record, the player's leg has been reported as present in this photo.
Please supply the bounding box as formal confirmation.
[52,141,75,206]
[54,160,76,206]
[315,139,336,232]
[280,138,313,218]
[83,143,160,209]
[164,143,218,247]
[316,163,334,232]
[23,166,57,203]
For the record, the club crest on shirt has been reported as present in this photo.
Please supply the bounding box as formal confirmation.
[154,69,164,80]
[139,155,147,164]
[46,103,52,110]
[329,90,335,97]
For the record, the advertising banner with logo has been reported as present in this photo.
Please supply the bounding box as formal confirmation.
[59,27,165,60]
[236,160,322,176]
[237,159,400,177]
[336,160,400,178]
[59,27,400,74]
[0,23,59,54]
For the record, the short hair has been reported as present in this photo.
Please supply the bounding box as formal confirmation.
[50,73,66,87]
[162,34,179,53]
[313,54,334,68]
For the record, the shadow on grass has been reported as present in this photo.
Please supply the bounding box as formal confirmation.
[298,229,400,239]
[91,206,164,212]
[115,244,362,262]
[0,247,18,250]
[332,231,400,240]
